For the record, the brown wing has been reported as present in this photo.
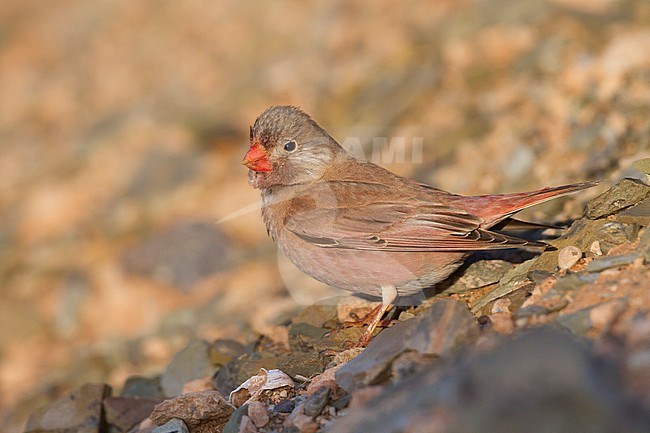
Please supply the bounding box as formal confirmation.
[284,181,545,252]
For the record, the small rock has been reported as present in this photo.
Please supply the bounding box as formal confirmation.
[150,390,234,433]
[330,394,351,410]
[237,415,257,433]
[122,376,165,399]
[306,367,338,396]
[213,351,279,396]
[587,253,639,272]
[229,368,295,407]
[286,413,318,433]
[442,260,514,294]
[277,351,327,379]
[590,240,603,256]
[152,418,189,433]
[336,299,477,390]
[303,386,330,417]
[558,246,582,270]
[246,401,269,428]
[273,399,295,413]
[292,302,339,328]
[25,383,111,433]
[471,258,537,313]
[586,178,650,219]
[616,196,650,226]
[104,396,163,433]
[489,298,514,334]
[161,339,215,397]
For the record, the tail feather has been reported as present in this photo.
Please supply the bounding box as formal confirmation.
[472,180,602,226]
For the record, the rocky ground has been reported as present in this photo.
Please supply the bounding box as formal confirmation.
[22,178,650,432]
[2,0,650,432]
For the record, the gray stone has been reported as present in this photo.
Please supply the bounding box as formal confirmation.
[587,253,639,272]
[616,196,650,226]
[471,258,537,313]
[152,418,189,433]
[25,383,112,433]
[104,396,162,432]
[303,386,330,417]
[161,339,214,397]
[586,178,650,219]
[121,376,164,398]
[329,327,650,433]
[336,299,477,391]
[442,260,514,294]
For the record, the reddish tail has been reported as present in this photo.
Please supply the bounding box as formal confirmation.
[465,180,602,226]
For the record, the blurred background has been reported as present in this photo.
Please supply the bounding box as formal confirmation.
[1,0,649,431]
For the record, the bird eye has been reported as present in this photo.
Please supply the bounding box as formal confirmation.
[283,140,297,152]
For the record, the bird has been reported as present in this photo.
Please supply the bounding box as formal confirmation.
[243,105,599,346]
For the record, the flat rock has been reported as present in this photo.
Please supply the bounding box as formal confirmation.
[616,196,650,226]
[586,178,650,219]
[150,391,234,433]
[587,253,640,272]
[121,376,164,399]
[442,260,514,294]
[336,299,477,391]
[25,383,112,433]
[471,258,537,313]
[277,351,327,380]
[291,302,339,328]
[161,339,215,397]
[104,396,163,432]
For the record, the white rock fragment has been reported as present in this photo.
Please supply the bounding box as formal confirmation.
[590,240,603,256]
[558,246,582,270]
[229,368,295,407]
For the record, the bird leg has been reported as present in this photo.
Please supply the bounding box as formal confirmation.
[356,285,398,347]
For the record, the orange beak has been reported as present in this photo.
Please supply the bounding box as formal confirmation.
[243,142,272,172]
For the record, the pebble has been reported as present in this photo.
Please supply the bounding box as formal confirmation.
[247,401,270,428]
[152,418,189,433]
[587,253,639,273]
[558,246,582,270]
[303,386,330,417]
[590,240,603,256]
[273,399,296,413]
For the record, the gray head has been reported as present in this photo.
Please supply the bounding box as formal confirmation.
[243,106,345,189]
